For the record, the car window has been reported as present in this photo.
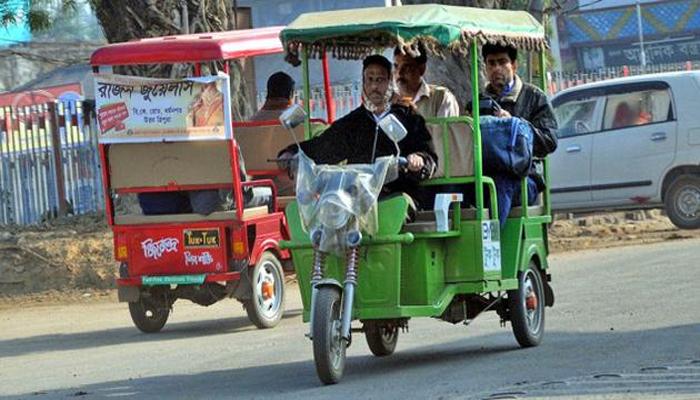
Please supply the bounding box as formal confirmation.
[603,88,672,130]
[553,98,599,138]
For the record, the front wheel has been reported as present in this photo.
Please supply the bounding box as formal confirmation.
[364,321,399,357]
[665,175,700,229]
[507,262,545,347]
[312,286,346,385]
[128,293,170,333]
[244,252,285,329]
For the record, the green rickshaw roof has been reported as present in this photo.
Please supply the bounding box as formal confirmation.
[280,4,547,62]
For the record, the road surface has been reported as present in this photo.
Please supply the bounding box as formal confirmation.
[1,238,699,399]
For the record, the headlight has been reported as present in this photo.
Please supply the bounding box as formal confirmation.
[318,193,352,229]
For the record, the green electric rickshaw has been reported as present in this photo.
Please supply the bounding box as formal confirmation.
[278,4,555,384]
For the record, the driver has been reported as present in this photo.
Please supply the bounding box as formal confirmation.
[278,54,437,210]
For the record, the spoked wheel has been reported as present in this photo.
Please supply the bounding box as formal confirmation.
[507,262,545,347]
[245,252,285,329]
[128,292,170,333]
[312,286,346,385]
[364,321,399,357]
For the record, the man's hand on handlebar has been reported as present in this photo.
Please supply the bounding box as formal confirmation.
[277,151,297,179]
[406,153,424,172]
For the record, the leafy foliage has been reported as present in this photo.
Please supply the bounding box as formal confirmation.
[0,0,77,32]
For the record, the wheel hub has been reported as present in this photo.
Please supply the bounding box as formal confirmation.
[255,261,281,318]
[261,281,274,300]
[677,187,700,217]
[525,292,538,310]
[522,271,542,333]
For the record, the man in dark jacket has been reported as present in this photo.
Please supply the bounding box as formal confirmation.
[479,43,558,213]
[279,55,437,209]
[482,43,557,158]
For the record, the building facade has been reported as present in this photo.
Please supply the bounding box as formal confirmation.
[557,0,700,71]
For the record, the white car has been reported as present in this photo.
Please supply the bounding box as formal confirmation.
[550,71,700,229]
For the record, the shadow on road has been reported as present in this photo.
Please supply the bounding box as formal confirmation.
[0,308,302,359]
[4,323,699,400]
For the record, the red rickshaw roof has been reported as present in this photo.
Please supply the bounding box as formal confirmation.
[90,26,284,66]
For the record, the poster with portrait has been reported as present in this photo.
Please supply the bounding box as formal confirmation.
[93,72,232,143]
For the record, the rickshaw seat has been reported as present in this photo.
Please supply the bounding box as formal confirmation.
[108,141,232,189]
[425,120,473,178]
[113,206,268,225]
[401,208,490,233]
[234,125,295,172]
[508,193,545,217]
[234,122,326,172]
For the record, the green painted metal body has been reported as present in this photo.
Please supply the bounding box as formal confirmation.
[283,195,549,322]
[280,12,553,325]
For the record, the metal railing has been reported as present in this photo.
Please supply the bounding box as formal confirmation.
[257,81,362,121]
[0,100,103,225]
[547,61,700,94]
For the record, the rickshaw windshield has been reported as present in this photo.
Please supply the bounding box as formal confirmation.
[295,151,394,255]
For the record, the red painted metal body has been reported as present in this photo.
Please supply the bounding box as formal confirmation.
[91,27,319,290]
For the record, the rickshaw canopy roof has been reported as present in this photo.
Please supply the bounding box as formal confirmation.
[91,26,284,66]
[280,4,546,61]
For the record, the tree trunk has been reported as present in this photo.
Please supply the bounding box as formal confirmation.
[88,0,253,119]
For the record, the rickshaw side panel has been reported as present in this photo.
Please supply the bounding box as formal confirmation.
[500,217,549,281]
[443,219,502,283]
[400,238,445,305]
[123,224,228,276]
[246,213,292,266]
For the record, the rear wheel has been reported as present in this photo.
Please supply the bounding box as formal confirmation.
[312,286,346,385]
[364,321,398,357]
[128,293,170,333]
[244,252,285,329]
[665,175,700,229]
[508,262,545,347]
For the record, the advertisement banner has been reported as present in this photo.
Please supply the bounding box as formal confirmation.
[94,73,232,143]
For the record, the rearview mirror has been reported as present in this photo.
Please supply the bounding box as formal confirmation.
[279,104,306,130]
[378,113,407,143]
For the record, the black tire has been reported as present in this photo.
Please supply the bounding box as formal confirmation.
[364,321,398,357]
[312,286,346,385]
[128,294,170,333]
[244,252,285,329]
[664,175,700,230]
[507,262,545,347]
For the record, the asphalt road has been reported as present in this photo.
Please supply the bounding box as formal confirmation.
[1,238,699,400]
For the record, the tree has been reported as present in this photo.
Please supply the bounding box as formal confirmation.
[0,0,77,32]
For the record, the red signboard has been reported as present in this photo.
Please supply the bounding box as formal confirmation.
[127,226,227,276]
[97,102,129,133]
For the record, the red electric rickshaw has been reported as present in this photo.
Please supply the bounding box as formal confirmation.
[90,26,334,332]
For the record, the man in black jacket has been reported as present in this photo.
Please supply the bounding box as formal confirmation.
[279,55,437,209]
[480,43,558,209]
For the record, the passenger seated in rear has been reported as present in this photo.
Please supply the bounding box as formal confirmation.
[251,72,295,121]
[464,43,558,225]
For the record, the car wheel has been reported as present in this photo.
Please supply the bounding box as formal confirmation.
[665,175,700,230]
